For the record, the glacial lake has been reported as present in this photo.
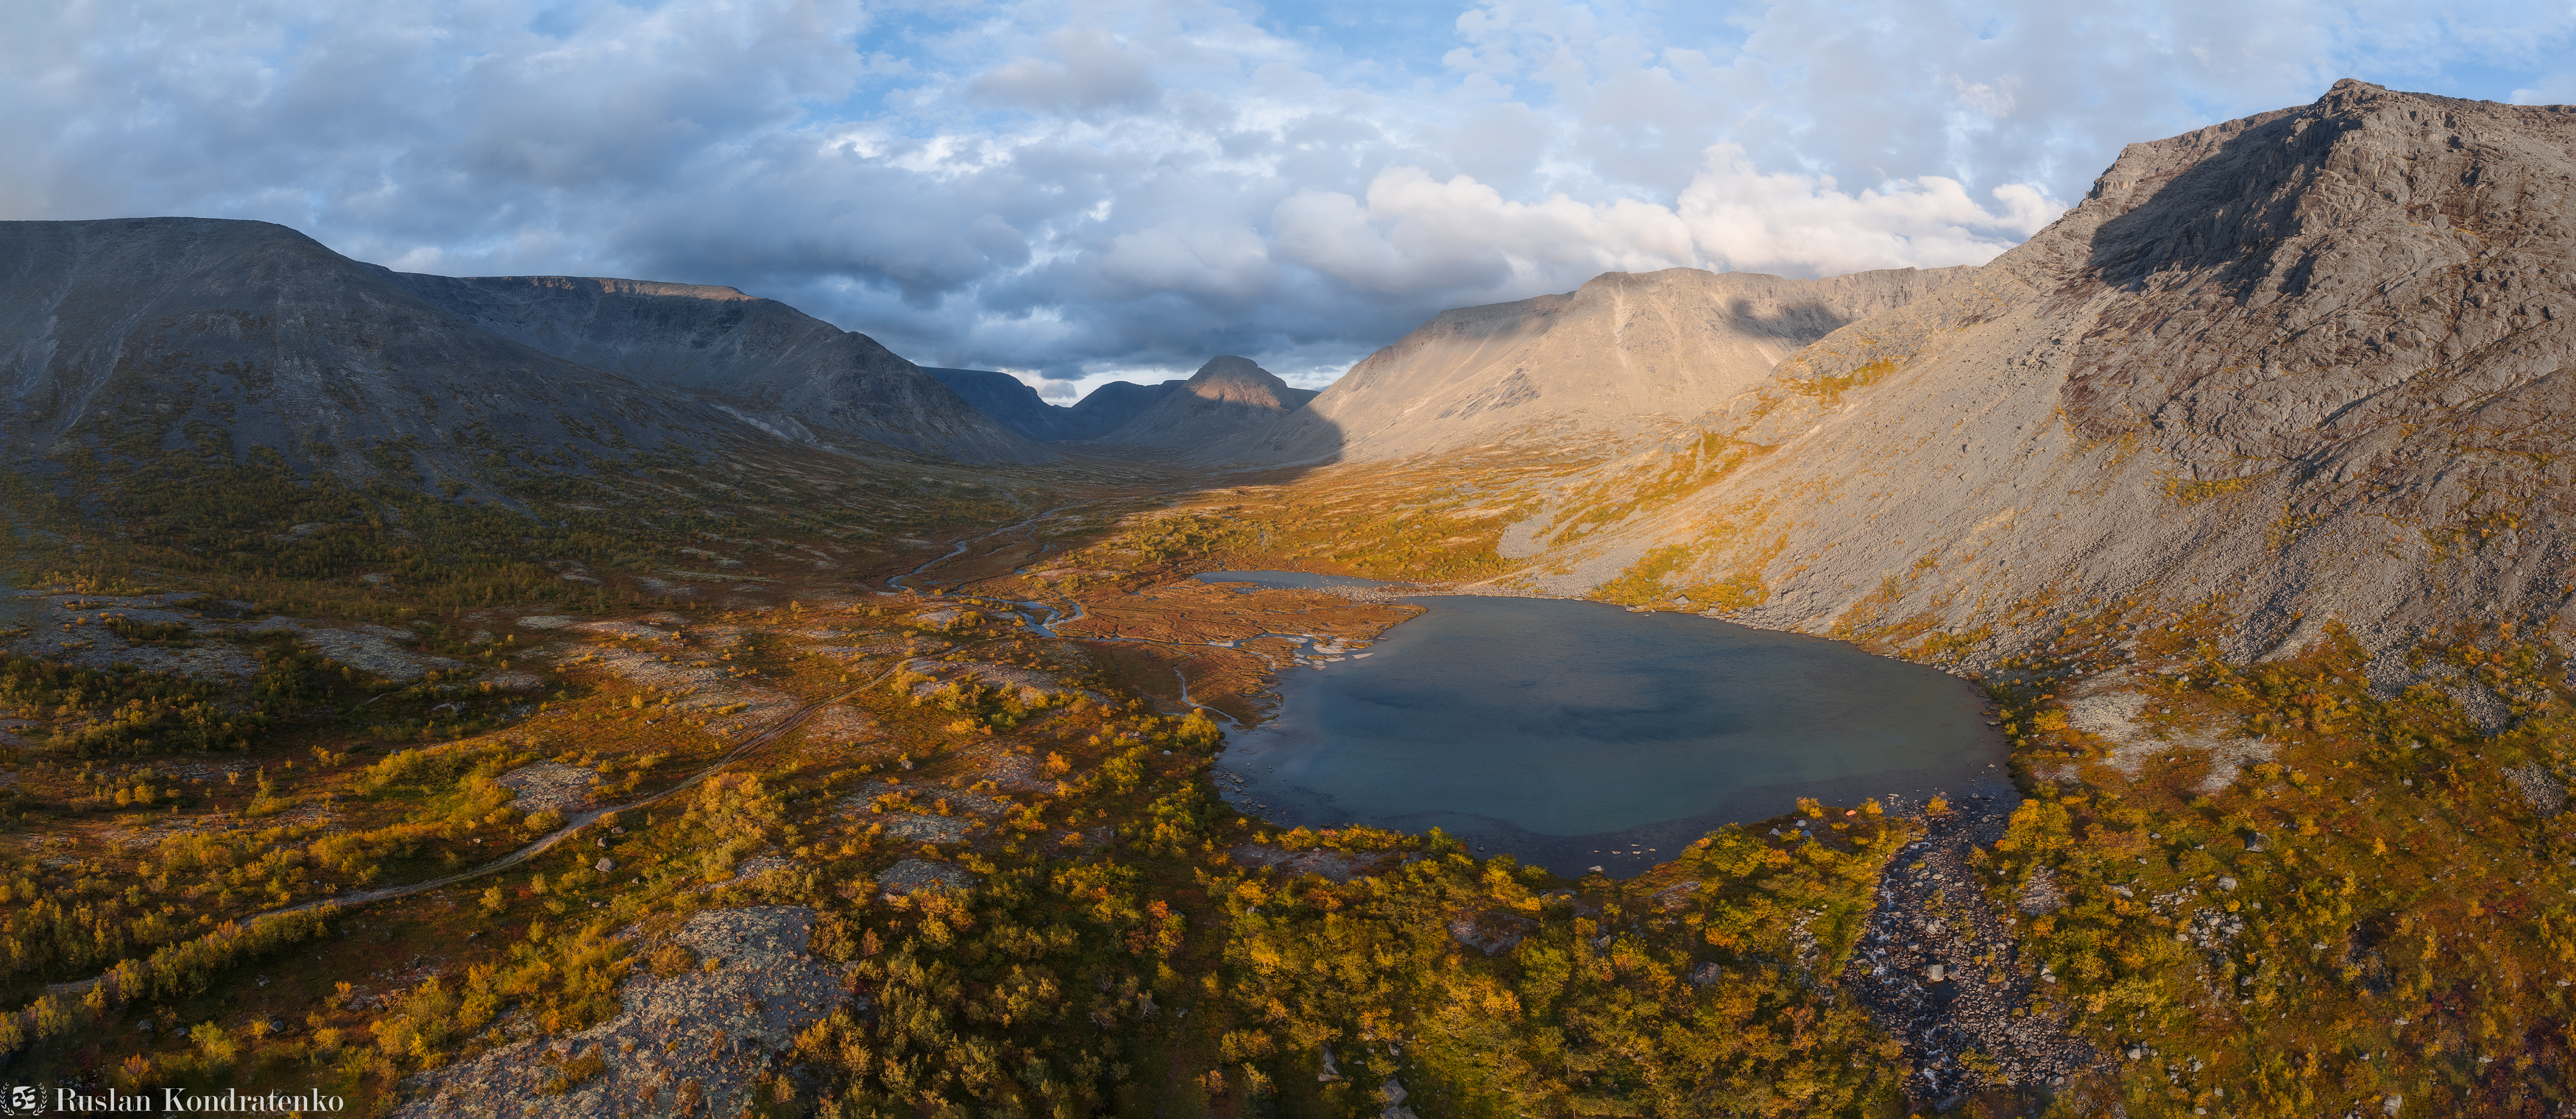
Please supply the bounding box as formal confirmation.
[1197,571,2012,877]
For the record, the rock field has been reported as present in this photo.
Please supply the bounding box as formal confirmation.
[394,906,849,1118]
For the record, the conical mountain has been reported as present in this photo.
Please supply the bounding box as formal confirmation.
[1521,80,2576,664]
[1220,266,1966,464]
[1094,356,1316,448]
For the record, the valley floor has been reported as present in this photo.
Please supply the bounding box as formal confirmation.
[0,444,2566,1118]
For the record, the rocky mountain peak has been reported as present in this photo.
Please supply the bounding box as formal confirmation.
[1498,81,2576,668]
[2003,78,2576,489]
[1180,356,1301,408]
[1091,356,1316,448]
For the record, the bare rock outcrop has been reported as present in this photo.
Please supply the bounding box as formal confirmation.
[395,906,848,1118]
[494,763,598,816]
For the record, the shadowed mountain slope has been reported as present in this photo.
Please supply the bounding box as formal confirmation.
[0,218,775,489]
[1066,379,1184,440]
[1513,80,2576,669]
[395,276,1048,464]
[921,368,1083,441]
[1218,266,1966,464]
[921,367,1194,443]
[1097,356,1316,448]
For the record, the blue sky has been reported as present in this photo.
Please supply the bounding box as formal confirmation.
[7,0,2573,401]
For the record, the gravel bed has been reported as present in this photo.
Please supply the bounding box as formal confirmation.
[495,763,598,815]
[1843,802,2098,1110]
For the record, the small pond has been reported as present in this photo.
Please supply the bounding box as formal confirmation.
[1197,571,2011,876]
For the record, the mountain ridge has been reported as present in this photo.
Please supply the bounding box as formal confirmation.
[921,368,1188,442]
[392,273,1048,464]
[0,217,1050,512]
[1217,264,1970,465]
[0,218,751,490]
[1095,356,1316,448]
[1485,79,2576,672]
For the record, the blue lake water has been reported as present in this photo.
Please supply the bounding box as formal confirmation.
[1196,571,2011,876]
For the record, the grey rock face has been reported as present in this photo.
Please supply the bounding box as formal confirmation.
[1221,266,1966,464]
[2048,80,2576,526]
[396,275,1049,464]
[1513,80,2576,668]
[1095,355,1317,448]
[0,218,735,485]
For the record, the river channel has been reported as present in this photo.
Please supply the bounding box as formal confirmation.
[1197,571,2013,877]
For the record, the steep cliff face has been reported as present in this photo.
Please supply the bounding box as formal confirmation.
[1516,80,2576,667]
[1097,356,1317,448]
[397,275,1050,464]
[1220,266,1967,464]
[0,218,747,488]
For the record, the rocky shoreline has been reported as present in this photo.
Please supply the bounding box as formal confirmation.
[1846,798,2098,1111]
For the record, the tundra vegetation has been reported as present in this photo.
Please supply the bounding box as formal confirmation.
[0,432,2559,1119]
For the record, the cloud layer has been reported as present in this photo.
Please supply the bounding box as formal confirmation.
[7,0,2572,398]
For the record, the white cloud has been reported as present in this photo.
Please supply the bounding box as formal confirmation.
[969,28,1164,116]
[1677,145,2059,277]
[1270,154,2055,306]
[1091,219,1275,300]
[1272,169,1695,300]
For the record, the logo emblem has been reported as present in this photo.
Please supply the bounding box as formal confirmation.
[6,1085,42,1114]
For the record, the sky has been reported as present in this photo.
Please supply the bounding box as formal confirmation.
[7,1,2575,403]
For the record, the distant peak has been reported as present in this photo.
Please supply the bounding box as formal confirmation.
[1183,355,1292,403]
[1189,355,1276,384]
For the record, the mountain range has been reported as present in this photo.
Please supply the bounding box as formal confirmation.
[8,78,2569,673]
[0,218,1050,494]
[1432,78,2576,672]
